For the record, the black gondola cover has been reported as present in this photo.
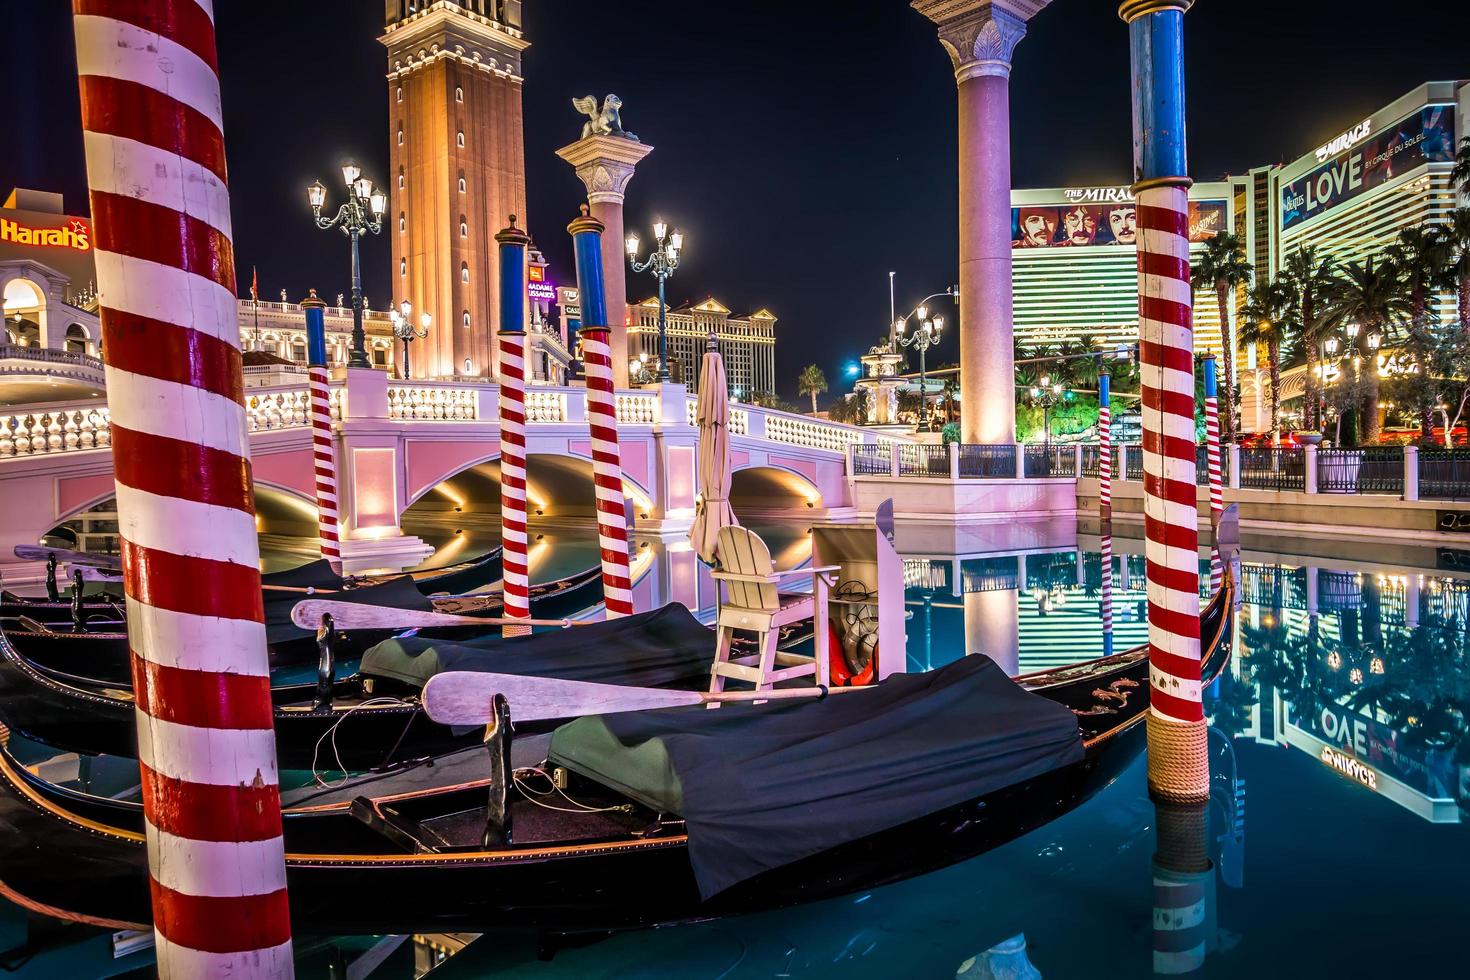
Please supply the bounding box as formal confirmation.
[259,559,343,591]
[361,603,715,691]
[549,654,1085,899]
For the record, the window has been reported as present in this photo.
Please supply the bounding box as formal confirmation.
[399,213,406,233]
[458,176,466,193]
[400,258,407,276]
[462,310,471,328]
[396,85,403,103]
[455,86,463,102]
[459,217,468,238]
[397,167,404,189]
[456,131,465,148]
[397,127,404,145]
[460,263,469,284]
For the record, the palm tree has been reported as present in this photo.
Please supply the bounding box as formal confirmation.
[797,364,828,414]
[1444,208,1470,337]
[1321,257,1411,444]
[1283,246,1339,431]
[1191,232,1253,441]
[1238,278,1297,440]
[1388,226,1453,441]
[1451,135,1470,192]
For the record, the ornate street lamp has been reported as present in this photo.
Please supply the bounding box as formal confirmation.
[308,161,385,369]
[1027,374,1067,445]
[893,287,957,427]
[629,354,660,385]
[390,300,430,380]
[627,220,682,383]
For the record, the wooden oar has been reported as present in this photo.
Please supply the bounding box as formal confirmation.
[422,670,867,725]
[13,545,120,569]
[289,599,592,632]
[261,584,336,595]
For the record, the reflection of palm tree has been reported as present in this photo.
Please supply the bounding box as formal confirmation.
[1206,670,1258,739]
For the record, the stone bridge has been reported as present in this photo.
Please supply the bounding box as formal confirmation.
[0,368,895,580]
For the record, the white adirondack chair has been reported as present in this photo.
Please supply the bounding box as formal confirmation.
[709,526,836,696]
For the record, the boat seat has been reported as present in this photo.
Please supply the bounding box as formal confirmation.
[349,797,447,854]
[708,527,835,696]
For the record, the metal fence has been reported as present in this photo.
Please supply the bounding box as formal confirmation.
[851,444,891,476]
[1081,444,1101,478]
[1317,447,1403,494]
[1023,444,1077,477]
[957,444,1017,479]
[1193,444,1231,486]
[1123,444,1143,481]
[898,444,950,478]
[1419,449,1470,500]
[1238,447,1305,491]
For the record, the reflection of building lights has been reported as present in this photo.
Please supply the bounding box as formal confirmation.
[1349,667,1363,685]
[1370,657,1384,675]
[1327,651,1342,669]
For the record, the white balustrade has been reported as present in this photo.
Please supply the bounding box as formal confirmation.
[615,393,658,424]
[0,406,112,458]
[764,413,864,453]
[729,408,749,436]
[387,385,478,421]
[526,389,568,423]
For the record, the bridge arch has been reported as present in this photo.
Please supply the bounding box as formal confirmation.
[728,463,822,520]
[404,451,653,523]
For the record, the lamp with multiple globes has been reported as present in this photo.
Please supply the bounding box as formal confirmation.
[308,160,386,368]
[892,286,957,428]
[627,220,683,383]
[390,300,431,379]
[1026,373,1068,445]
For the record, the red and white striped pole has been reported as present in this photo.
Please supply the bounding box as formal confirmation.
[495,218,533,636]
[72,1,293,974]
[1101,521,1115,659]
[302,290,342,574]
[1123,0,1207,803]
[569,206,635,618]
[1203,354,1223,594]
[1099,367,1113,518]
[1151,800,1215,974]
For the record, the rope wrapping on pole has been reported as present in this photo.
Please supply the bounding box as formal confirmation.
[495,218,532,636]
[71,1,293,973]
[1124,0,1207,805]
[303,292,341,575]
[569,207,635,618]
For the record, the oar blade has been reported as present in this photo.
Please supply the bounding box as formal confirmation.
[290,598,474,631]
[422,671,704,725]
[13,545,121,569]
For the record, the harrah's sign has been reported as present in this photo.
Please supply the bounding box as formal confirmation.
[0,217,91,252]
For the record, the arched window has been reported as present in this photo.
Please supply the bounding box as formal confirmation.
[397,126,405,146]
[400,258,407,276]
[64,323,89,355]
[455,86,463,102]
[459,217,468,238]
[460,263,469,284]
[399,213,406,233]
[397,167,405,189]
[456,131,465,148]
[396,85,403,103]
[462,310,471,328]
[458,172,466,193]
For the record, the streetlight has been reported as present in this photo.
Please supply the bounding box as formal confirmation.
[308,161,386,369]
[1027,373,1067,445]
[390,300,430,379]
[893,287,958,428]
[627,221,682,383]
[629,354,660,385]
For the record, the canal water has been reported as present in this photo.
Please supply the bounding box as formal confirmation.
[4,520,1469,976]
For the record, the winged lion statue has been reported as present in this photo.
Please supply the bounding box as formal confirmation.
[572,94,639,142]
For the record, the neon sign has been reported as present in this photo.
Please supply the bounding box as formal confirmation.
[1320,746,1378,791]
[1,217,90,252]
[1314,118,1372,162]
[528,280,556,301]
[1063,187,1134,204]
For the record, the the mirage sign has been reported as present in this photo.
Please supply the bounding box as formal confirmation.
[1280,105,1456,231]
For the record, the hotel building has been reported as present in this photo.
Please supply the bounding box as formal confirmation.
[627,297,777,396]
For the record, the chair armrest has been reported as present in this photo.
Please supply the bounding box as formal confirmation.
[769,565,841,579]
[711,570,780,585]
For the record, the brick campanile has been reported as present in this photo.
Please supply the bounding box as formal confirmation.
[383,0,529,379]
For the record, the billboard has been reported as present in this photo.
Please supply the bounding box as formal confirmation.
[1288,702,1458,800]
[1281,105,1457,231]
[1011,200,1226,248]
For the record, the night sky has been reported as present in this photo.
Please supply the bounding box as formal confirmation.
[8,1,1470,402]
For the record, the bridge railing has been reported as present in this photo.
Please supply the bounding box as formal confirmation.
[0,345,106,374]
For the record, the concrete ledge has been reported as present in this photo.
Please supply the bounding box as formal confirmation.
[854,476,1077,524]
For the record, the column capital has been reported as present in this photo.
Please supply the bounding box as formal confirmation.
[555,135,655,205]
[912,0,1052,82]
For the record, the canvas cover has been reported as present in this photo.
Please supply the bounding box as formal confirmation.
[360,603,717,691]
[548,655,1084,899]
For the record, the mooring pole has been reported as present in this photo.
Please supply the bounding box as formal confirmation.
[1151,798,1215,973]
[1099,367,1113,519]
[495,217,533,636]
[1203,354,1223,593]
[71,1,293,973]
[1121,0,1207,803]
[303,289,343,575]
[569,205,635,618]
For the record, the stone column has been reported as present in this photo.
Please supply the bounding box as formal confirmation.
[556,135,654,388]
[914,0,1052,444]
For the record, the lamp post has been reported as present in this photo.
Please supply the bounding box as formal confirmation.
[390,300,430,380]
[309,162,386,369]
[629,354,659,385]
[626,220,682,383]
[1027,374,1066,445]
[894,287,958,428]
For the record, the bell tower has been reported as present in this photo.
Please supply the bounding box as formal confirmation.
[382,0,529,379]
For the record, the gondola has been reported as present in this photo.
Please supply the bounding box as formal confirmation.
[0,549,608,683]
[0,574,1231,938]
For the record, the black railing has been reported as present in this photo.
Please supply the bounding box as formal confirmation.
[1080,444,1101,478]
[1317,447,1403,494]
[852,444,891,476]
[1419,449,1470,500]
[957,444,1017,479]
[1123,444,1144,481]
[1238,447,1305,491]
[898,444,950,478]
[1023,444,1077,477]
[1193,444,1231,486]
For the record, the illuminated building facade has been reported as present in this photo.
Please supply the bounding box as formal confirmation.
[1009,182,1235,357]
[383,0,529,379]
[627,297,776,396]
